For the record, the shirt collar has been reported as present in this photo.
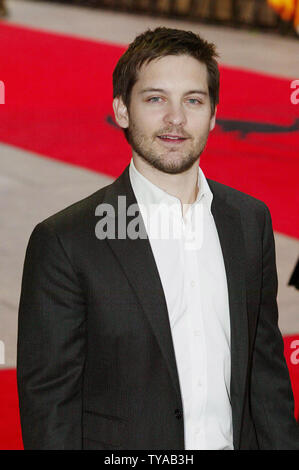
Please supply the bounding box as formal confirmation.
[129,157,213,215]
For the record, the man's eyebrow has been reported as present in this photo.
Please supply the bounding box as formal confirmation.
[139,88,166,94]
[139,88,208,96]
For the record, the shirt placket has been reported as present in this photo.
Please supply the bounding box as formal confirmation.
[182,205,207,449]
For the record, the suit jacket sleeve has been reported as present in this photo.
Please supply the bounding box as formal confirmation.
[250,205,299,449]
[17,221,86,450]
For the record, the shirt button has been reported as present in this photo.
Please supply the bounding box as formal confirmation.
[174,408,182,420]
[190,280,195,287]
[194,330,200,336]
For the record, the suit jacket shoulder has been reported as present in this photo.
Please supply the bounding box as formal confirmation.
[34,180,114,236]
[207,178,268,212]
[207,178,272,234]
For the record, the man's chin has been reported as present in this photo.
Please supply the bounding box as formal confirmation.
[150,157,199,175]
[130,140,200,174]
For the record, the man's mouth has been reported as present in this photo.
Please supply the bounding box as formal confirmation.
[157,135,188,143]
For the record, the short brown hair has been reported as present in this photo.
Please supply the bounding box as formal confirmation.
[113,27,220,141]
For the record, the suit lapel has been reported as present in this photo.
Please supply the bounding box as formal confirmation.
[209,182,249,449]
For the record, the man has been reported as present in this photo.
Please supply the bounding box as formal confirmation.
[17,27,299,450]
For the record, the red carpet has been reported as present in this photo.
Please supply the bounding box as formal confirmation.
[0,369,23,450]
[0,335,298,450]
[0,22,299,238]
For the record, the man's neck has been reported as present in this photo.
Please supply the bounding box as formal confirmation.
[132,155,199,215]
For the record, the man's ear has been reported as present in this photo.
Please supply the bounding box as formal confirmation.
[209,106,217,131]
[112,96,129,129]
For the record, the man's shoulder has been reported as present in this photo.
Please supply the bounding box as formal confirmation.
[33,180,114,238]
[207,178,269,214]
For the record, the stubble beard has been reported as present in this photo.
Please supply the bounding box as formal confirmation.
[127,120,209,175]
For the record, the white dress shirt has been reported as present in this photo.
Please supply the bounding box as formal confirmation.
[129,157,233,450]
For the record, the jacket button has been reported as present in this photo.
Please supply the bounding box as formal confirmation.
[174,408,182,420]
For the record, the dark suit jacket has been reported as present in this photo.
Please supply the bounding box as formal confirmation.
[17,164,299,450]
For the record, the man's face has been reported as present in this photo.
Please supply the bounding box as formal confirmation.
[113,54,216,174]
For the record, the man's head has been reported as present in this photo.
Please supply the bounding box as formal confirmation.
[112,27,220,174]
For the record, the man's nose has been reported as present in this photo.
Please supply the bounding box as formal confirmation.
[163,103,187,127]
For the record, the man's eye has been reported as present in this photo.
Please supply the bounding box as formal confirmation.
[147,97,162,103]
[188,98,201,104]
